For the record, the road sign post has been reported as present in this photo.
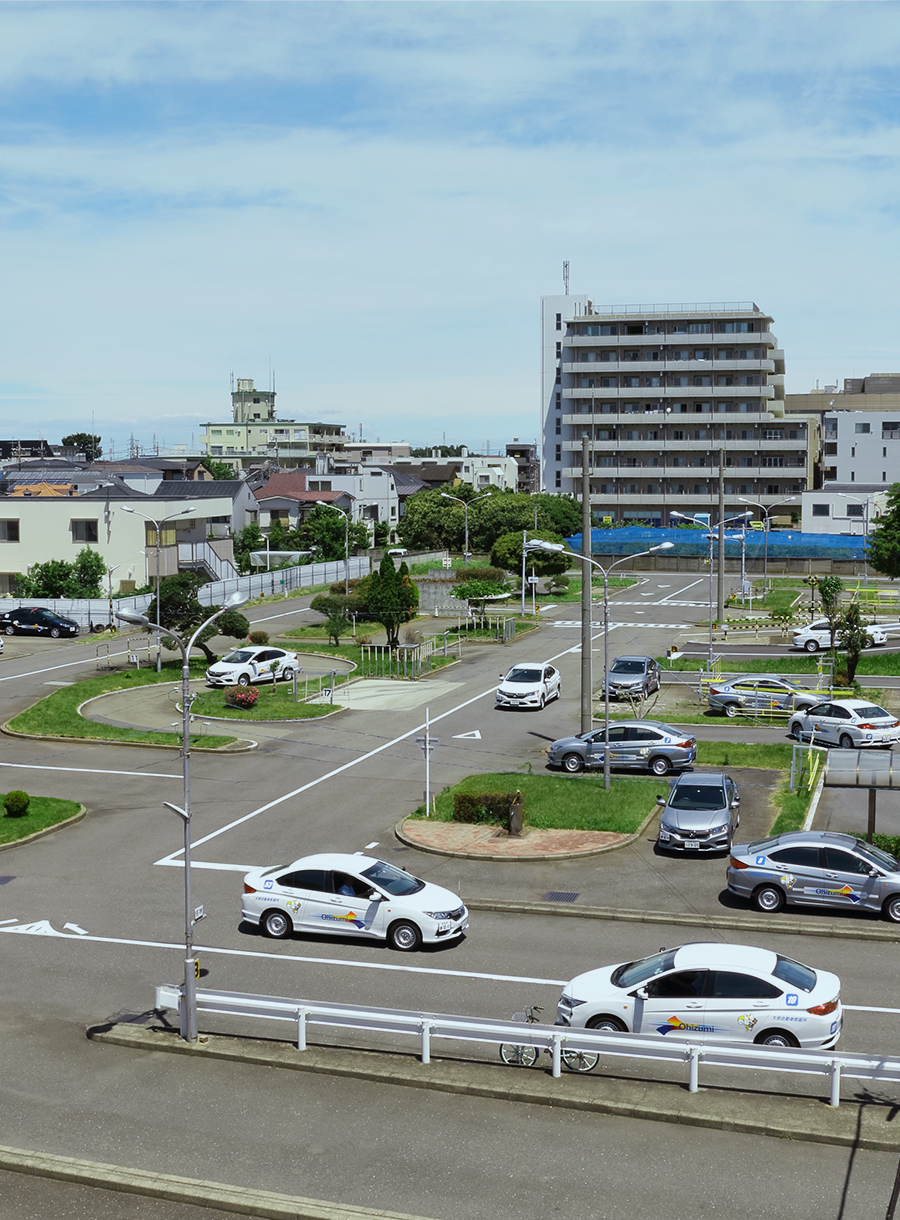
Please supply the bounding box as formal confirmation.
[414,706,439,816]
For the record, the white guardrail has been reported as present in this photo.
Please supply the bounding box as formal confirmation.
[155,985,900,1108]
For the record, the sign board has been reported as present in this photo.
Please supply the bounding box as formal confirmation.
[414,735,439,758]
[527,575,539,585]
[442,557,453,569]
[602,516,612,527]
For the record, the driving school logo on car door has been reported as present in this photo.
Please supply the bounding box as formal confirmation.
[317,910,368,929]
[656,1016,719,1035]
[813,885,863,903]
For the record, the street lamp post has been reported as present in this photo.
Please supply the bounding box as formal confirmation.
[121,505,197,672]
[738,496,798,588]
[316,501,351,595]
[530,541,674,789]
[440,491,491,568]
[671,510,751,668]
[837,493,871,588]
[115,590,249,1042]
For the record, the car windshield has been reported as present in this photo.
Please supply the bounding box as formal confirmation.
[747,837,780,854]
[506,668,542,683]
[612,949,678,989]
[611,660,645,674]
[855,705,890,719]
[857,842,900,871]
[222,650,255,663]
[772,954,816,992]
[669,784,726,811]
[361,860,424,896]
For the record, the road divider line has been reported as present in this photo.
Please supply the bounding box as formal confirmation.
[0,762,183,779]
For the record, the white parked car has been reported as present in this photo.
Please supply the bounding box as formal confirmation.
[495,661,561,710]
[791,617,886,652]
[788,698,900,749]
[555,942,841,1049]
[205,646,300,688]
[242,853,468,951]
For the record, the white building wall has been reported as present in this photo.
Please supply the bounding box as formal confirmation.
[800,489,886,535]
[823,411,900,486]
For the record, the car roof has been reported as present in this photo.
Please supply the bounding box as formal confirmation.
[672,772,728,786]
[286,853,381,871]
[729,673,792,683]
[769,831,859,847]
[673,942,777,973]
[827,698,887,710]
[612,655,653,663]
[507,661,544,668]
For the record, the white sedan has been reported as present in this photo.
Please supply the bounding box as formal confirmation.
[556,942,841,1049]
[791,618,886,652]
[495,661,561,710]
[241,853,468,951]
[205,646,300,687]
[788,698,900,749]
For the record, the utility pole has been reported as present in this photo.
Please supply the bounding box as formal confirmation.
[717,447,726,624]
[581,435,592,734]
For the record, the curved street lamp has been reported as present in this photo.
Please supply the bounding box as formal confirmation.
[121,505,197,671]
[671,510,751,667]
[116,590,249,1042]
[738,496,798,587]
[440,491,491,568]
[316,501,351,595]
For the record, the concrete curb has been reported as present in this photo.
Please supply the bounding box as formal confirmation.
[0,1141,435,1220]
[394,803,660,863]
[87,1023,900,1153]
[461,896,900,942]
[0,721,257,753]
[0,803,86,853]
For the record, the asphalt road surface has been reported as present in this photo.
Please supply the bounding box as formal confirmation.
[3,575,900,1219]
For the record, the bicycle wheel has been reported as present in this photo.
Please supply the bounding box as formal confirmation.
[499,1043,540,1067]
[561,1049,600,1073]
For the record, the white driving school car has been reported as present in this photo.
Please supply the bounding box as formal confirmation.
[495,661,561,709]
[555,942,841,1049]
[205,646,300,687]
[242,853,468,951]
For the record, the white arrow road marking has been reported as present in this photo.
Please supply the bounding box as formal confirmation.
[452,730,482,740]
[5,920,59,935]
[64,923,88,935]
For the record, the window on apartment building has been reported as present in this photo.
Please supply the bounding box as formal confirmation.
[850,472,856,482]
[737,402,757,413]
[688,323,712,333]
[211,429,222,436]
[622,377,639,388]
[692,484,705,494]
[692,457,706,468]
[556,313,562,330]
[762,457,784,468]
[884,472,888,481]
[670,376,689,387]
[555,445,562,461]
[846,504,864,517]
[72,520,99,543]
[824,467,837,480]
[555,472,561,487]
[646,350,661,361]
[717,376,734,386]
[716,349,734,360]
[599,377,616,388]
[694,348,711,360]
[739,457,754,468]
[555,369,561,383]
[855,422,871,433]
[738,375,760,386]
[210,446,223,455]
[738,348,761,359]
[556,342,561,358]
[672,430,685,440]
[646,456,660,467]
[740,430,755,439]
[766,484,780,495]
[623,430,640,440]
[625,324,643,335]
[644,376,661,387]
[671,457,687,467]
[851,446,855,458]
[812,504,830,517]
[693,376,711,387]
[597,456,615,467]
[789,429,804,439]
[646,483,659,494]
[0,520,19,542]
[308,480,332,491]
[693,429,708,440]
[717,321,754,333]
[670,349,690,361]
[885,448,889,458]
[555,421,561,435]
[555,392,561,408]
[764,430,784,440]
[623,350,640,362]
[884,422,900,437]
[623,483,639,494]
[599,350,615,362]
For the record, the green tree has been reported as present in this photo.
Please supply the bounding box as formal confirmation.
[372,521,390,548]
[837,602,870,683]
[233,524,265,573]
[61,432,102,461]
[490,530,570,579]
[15,548,105,598]
[366,554,418,646]
[295,506,369,561]
[866,484,900,579]
[202,459,236,481]
[71,547,106,597]
[148,573,249,664]
[817,575,845,651]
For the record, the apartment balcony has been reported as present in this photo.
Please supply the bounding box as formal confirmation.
[563,385,775,401]
[564,360,775,375]
[565,331,778,349]
[559,436,802,453]
[561,463,808,481]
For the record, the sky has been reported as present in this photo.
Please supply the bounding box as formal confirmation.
[3,1,900,459]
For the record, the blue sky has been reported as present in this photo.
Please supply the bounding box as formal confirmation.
[3,1,900,458]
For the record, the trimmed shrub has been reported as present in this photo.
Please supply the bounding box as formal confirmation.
[452,791,524,826]
[224,685,259,709]
[248,630,270,645]
[3,790,30,817]
[455,567,506,585]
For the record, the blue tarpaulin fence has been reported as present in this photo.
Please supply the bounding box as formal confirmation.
[565,526,868,563]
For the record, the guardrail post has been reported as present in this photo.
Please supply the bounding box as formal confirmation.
[829,1060,842,1108]
[687,1044,700,1093]
[551,1033,562,1078]
[421,1019,432,1064]
[296,1007,308,1052]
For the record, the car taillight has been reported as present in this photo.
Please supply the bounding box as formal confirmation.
[807,997,839,1016]
[857,723,880,731]
[729,857,748,869]
[676,740,694,748]
[708,687,725,695]
[243,884,256,894]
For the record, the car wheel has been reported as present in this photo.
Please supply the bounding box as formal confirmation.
[839,734,855,750]
[804,640,819,653]
[387,920,422,952]
[554,685,562,701]
[586,1015,626,1033]
[261,909,292,939]
[753,884,785,913]
[562,754,584,774]
[538,694,546,710]
[281,668,295,682]
[723,703,739,719]
[649,755,670,777]
[754,1029,799,1049]
[50,627,60,638]
[237,674,250,687]
[788,721,800,740]
[4,626,13,636]
[864,637,875,649]
[883,895,900,923]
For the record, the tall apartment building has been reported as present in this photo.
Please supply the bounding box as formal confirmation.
[541,297,816,526]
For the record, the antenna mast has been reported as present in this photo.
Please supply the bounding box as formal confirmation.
[563,261,569,295]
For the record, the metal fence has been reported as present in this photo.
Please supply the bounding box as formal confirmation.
[360,638,438,680]
[154,984,900,1108]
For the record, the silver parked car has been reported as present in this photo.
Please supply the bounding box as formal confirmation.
[706,674,821,718]
[657,772,740,852]
[601,655,661,700]
[727,830,900,921]
[788,699,900,749]
[547,720,696,777]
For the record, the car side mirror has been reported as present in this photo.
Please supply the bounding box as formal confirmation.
[656,796,666,806]
[633,987,649,1000]
[869,869,881,879]
[368,891,383,902]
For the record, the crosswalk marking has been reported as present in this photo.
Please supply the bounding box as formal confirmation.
[553,620,690,630]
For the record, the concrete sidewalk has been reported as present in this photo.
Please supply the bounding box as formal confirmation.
[89,1020,900,1153]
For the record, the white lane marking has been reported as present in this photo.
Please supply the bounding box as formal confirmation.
[0,918,19,925]
[452,730,482,740]
[844,1005,900,1014]
[64,922,88,935]
[363,841,379,850]
[183,862,255,872]
[44,681,74,686]
[657,578,705,603]
[0,763,182,779]
[0,923,566,985]
[0,650,132,683]
[249,607,318,625]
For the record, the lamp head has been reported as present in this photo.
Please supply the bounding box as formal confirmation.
[222,591,250,612]
[115,609,150,628]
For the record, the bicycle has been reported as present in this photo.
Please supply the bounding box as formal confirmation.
[498,1005,599,1073]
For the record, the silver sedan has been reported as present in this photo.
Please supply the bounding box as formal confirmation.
[547,720,696,777]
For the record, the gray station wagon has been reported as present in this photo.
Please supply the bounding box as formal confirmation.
[728,831,900,921]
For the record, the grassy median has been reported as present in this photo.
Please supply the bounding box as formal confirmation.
[0,794,83,845]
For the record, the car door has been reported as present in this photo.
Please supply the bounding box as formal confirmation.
[633,969,709,1037]
[306,870,386,936]
[820,846,883,911]
[584,725,629,767]
[725,776,740,833]
[20,610,41,634]
[766,845,828,906]
[254,649,283,682]
[272,866,329,925]
[648,660,661,693]
[804,703,838,745]
[626,725,668,769]
[704,970,784,1042]
[544,665,560,698]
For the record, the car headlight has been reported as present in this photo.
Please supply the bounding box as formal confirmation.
[710,823,729,836]
[559,993,586,1008]
[424,910,456,920]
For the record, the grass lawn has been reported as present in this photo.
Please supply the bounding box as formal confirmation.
[0,794,83,845]
[408,771,658,834]
[695,742,796,768]
[661,652,899,678]
[7,666,237,748]
[191,688,337,720]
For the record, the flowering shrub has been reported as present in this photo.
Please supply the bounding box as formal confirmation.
[225,685,259,709]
